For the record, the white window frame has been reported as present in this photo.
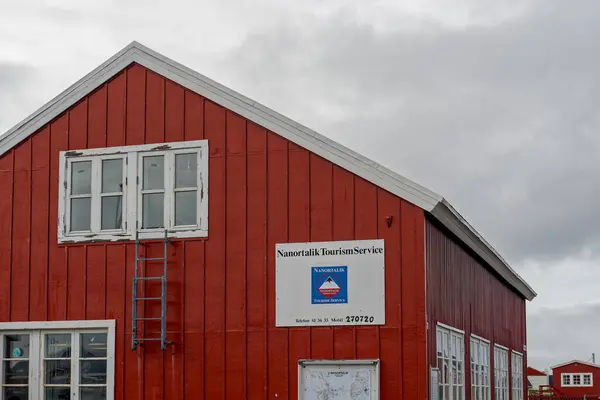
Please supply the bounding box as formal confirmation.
[561,372,594,387]
[436,323,465,400]
[58,140,208,243]
[0,320,115,400]
[511,351,523,400]
[470,335,491,400]
[494,345,509,400]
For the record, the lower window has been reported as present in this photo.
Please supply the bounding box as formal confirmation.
[511,352,523,400]
[494,346,509,400]
[436,324,465,400]
[470,336,490,400]
[0,322,114,400]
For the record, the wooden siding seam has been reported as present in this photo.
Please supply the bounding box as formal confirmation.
[222,107,228,400]
[46,135,51,321]
[27,139,33,321]
[244,120,249,398]
[8,151,14,321]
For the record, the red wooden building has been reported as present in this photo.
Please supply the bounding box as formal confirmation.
[551,360,600,397]
[0,42,536,400]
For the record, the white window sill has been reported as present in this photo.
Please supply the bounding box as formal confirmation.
[58,229,208,244]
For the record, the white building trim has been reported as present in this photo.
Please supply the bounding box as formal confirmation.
[0,41,536,300]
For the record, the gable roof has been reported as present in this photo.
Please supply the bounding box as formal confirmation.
[528,367,547,376]
[551,360,600,370]
[0,41,536,300]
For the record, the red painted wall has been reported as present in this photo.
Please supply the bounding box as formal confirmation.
[426,219,527,400]
[552,363,600,396]
[0,63,427,399]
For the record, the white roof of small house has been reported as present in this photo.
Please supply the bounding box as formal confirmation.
[0,41,536,300]
[551,360,600,370]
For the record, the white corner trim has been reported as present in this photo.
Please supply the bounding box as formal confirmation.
[0,41,536,301]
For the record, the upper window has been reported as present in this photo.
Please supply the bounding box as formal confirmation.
[59,141,208,243]
[436,324,465,400]
[470,335,490,400]
[494,345,509,400]
[511,351,524,400]
[561,373,593,387]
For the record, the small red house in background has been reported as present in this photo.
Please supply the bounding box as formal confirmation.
[551,360,600,397]
[0,42,536,399]
[527,366,549,392]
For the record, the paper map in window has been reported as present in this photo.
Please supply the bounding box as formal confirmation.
[303,369,371,400]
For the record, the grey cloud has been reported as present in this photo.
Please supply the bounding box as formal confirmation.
[0,63,41,133]
[220,0,600,263]
[528,303,600,369]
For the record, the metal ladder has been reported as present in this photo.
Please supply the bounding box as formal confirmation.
[132,230,169,351]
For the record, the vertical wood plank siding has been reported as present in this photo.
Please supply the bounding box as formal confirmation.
[426,218,527,400]
[0,63,427,399]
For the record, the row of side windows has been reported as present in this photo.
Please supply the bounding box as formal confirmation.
[435,324,524,400]
[58,141,208,243]
[562,373,593,387]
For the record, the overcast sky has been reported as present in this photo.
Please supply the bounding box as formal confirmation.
[2,0,599,370]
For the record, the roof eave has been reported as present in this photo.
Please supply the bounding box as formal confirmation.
[430,199,537,301]
[551,360,600,370]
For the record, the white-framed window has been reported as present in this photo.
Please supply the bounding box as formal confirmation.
[0,320,115,400]
[436,324,465,400]
[470,335,490,400]
[58,140,208,243]
[494,345,509,400]
[561,373,594,387]
[511,351,523,400]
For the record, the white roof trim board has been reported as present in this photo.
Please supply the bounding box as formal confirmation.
[551,360,600,370]
[0,41,536,300]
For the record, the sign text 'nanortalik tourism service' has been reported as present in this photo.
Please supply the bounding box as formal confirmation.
[275,239,385,327]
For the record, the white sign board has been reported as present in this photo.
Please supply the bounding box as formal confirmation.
[298,359,379,400]
[276,239,385,327]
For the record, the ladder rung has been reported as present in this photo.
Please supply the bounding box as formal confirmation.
[138,257,166,261]
[135,297,162,301]
[135,277,164,281]
[136,338,162,341]
[134,317,162,321]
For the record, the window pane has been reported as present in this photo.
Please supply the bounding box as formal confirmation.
[81,333,108,358]
[101,196,123,230]
[4,360,29,384]
[142,193,164,228]
[45,387,70,400]
[143,155,164,190]
[44,359,71,384]
[45,334,71,358]
[4,334,29,358]
[175,153,197,188]
[4,387,28,400]
[71,197,91,231]
[80,359,107,384]
[71,161,92,195]
[80,387,107,400]
[102,159,123,193]
[175,191,197,226]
